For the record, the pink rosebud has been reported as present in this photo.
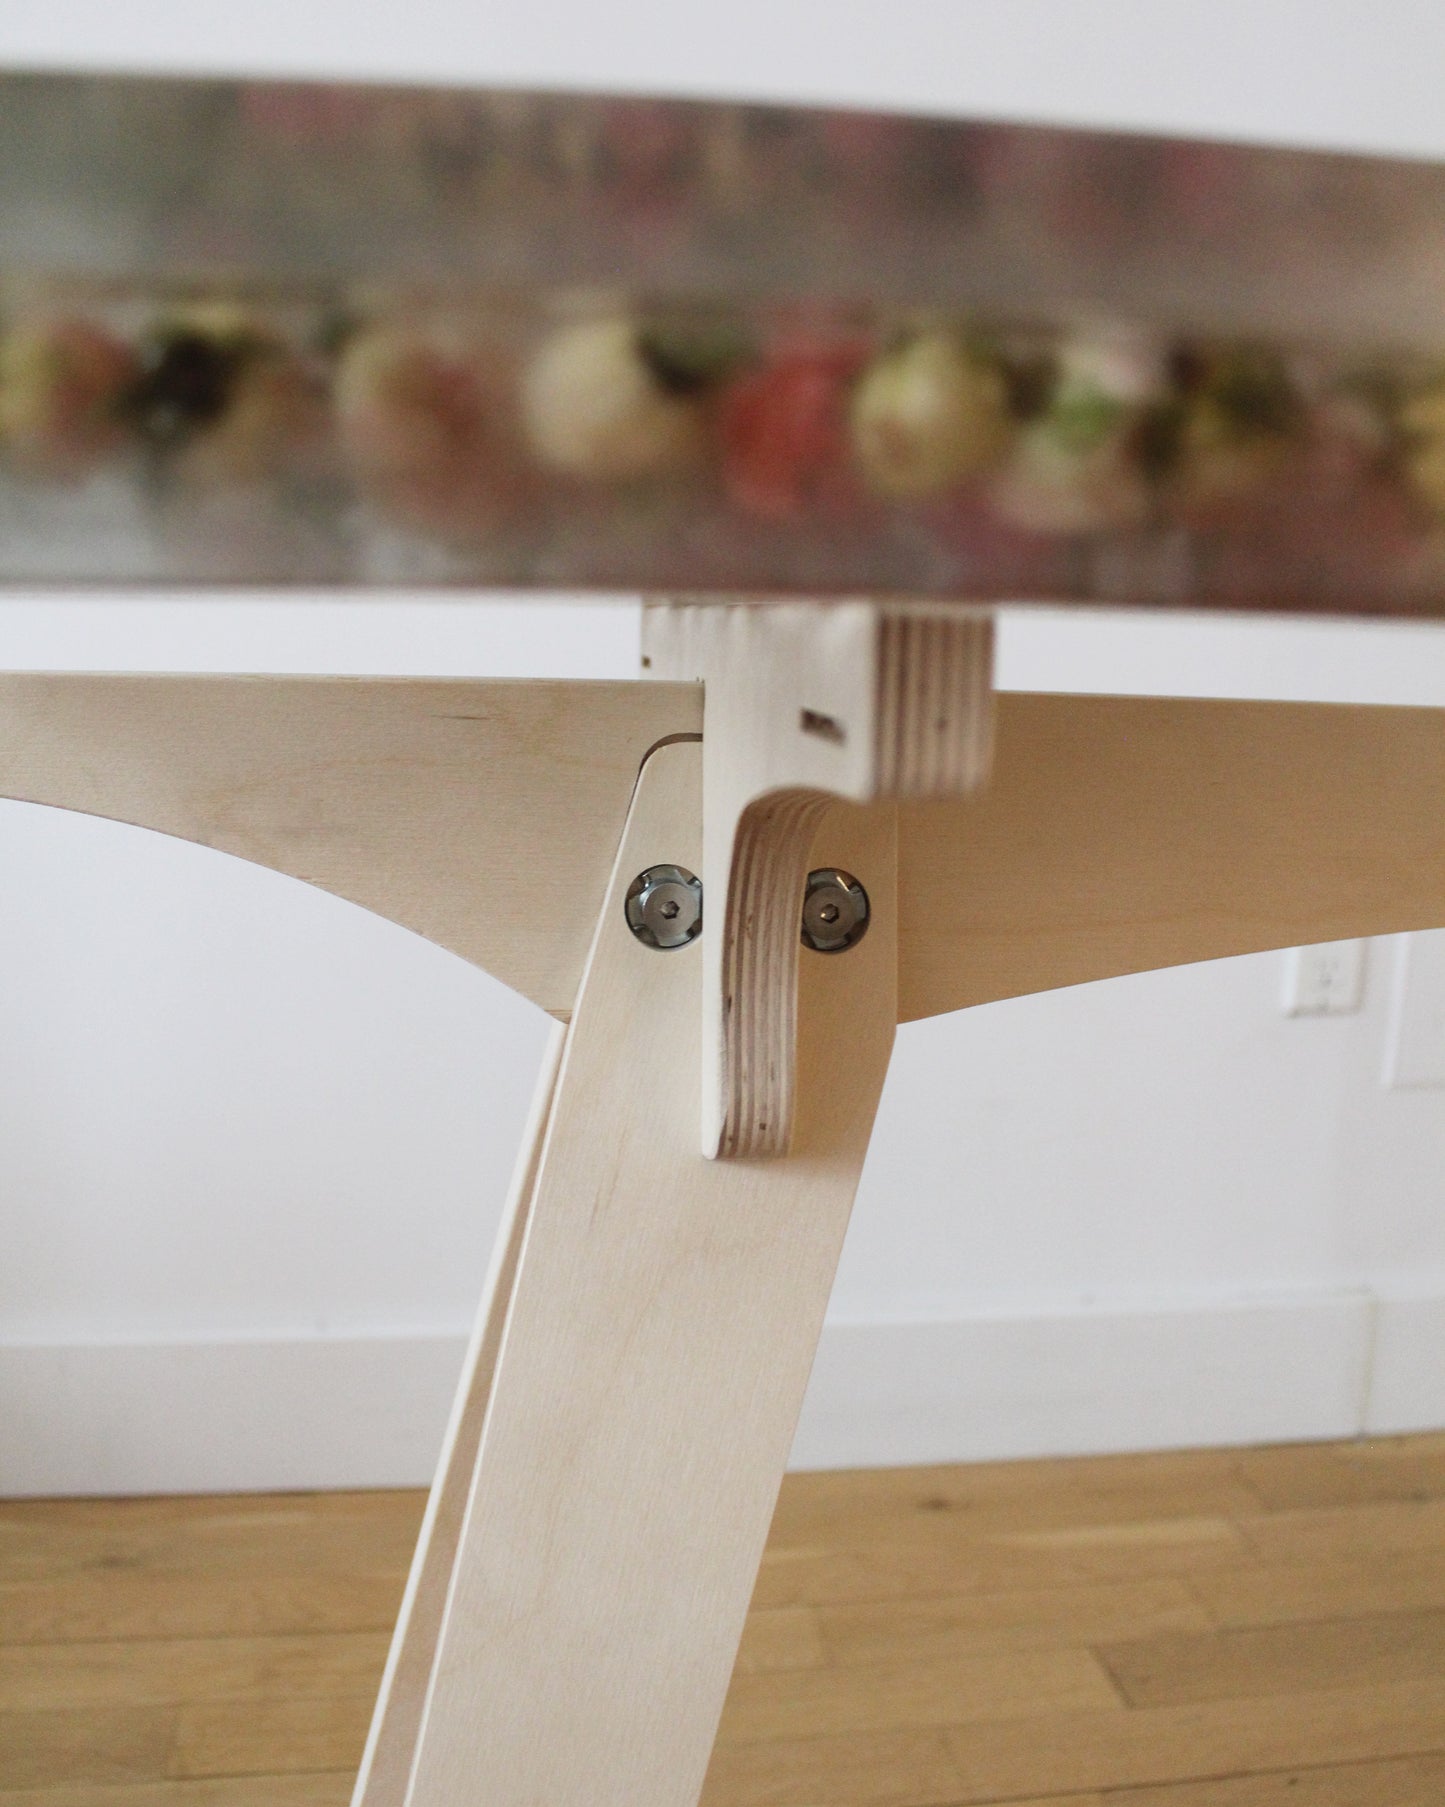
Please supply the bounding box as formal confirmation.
[336,326,528,540]
[720,344,867,521]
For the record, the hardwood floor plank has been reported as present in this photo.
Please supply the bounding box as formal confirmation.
[1190,1548,1445,1629]
[1093,1749,1445,1802]
[941,1676,1445,1802]
[169,1697,372,1780]
[1237,1438,1445,1511]
[0,1631,389,1711]
[3,1437,1444,1805]
[702,1726,962,1807]
[0,1494,423,1588]
[0,1707,176,1789]
[1238,1498,1445,1565]
[815,1579,1206,1667]
[734,1609,826,1675]
[0,1569,405,1645]
[1099,1607,1445,1708]
[0,1776,353,1807]
[753,1516,1249,1609]
[717,1646,1121,1744]
[767,1451,1258,1548]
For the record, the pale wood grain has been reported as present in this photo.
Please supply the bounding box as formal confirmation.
[10,680,1441,1050]
[899,691,1445,1022]
[351,1025,564,1806]
[405,740,898,1807]
[644,601,989,1155]
[0,675,698,1017]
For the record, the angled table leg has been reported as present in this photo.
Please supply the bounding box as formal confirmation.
[352,1021,565,1807]
[392,736,896,1807]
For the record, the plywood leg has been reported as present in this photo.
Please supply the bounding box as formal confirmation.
[351,1022,566,1807]
[402,737,897,1807]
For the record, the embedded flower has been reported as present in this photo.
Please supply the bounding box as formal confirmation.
[850,331,1009,499]
[122,307,325,488]
[521,318,705,482]
[1159,345,1302,512]
[123,306,259,450]
[335,325,526,539]
[720,344,864,521]
[183,350,327,488]
[989,332,1162,533]
[0,317,138,481]
[1398,377,1445,517]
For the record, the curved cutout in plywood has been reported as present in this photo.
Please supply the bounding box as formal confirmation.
[0,675,701,1019]
[899,690,1445,1022]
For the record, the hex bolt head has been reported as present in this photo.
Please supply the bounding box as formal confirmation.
[625,864,703,950]
[801,868,870,953]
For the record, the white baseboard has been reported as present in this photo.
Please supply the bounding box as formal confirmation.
[2,1292,1441,1495]
[0,1335,464,1496]
[1365,1293,1445,1435]
[790,1297,1375,1469]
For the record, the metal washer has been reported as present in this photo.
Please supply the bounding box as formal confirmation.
[801,868,870,953]
[625,864,703,950]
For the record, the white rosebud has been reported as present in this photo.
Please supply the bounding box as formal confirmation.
[1055,330,1165,410]
[990,422,1151,533]
[989,329,1163,533]
[522,318,703,481]
[850,331,1008,499]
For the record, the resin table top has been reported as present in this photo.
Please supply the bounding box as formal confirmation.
[3,69,1445,610]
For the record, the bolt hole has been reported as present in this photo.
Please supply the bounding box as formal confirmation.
[799,708,846,746]
[660,899,680,919]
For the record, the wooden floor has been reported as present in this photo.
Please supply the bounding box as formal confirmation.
[3,1437,1445,1805]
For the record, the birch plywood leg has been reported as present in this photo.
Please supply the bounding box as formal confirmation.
[352,1021,565,1807]
[403,737,896,1807]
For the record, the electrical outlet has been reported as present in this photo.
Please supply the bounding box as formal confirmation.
[1385,930,1445,1087]
[1281,940,1366,1016]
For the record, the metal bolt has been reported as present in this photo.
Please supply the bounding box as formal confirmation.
[801,868,870,953]
[625,864,703,950]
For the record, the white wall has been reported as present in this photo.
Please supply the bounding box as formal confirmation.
[5,1,1445,1490]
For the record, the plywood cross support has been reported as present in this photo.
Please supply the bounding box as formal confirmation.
[0,674,700,1018]
[643,599,994,1158]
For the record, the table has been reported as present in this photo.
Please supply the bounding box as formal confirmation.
[4,69,1445,1807]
